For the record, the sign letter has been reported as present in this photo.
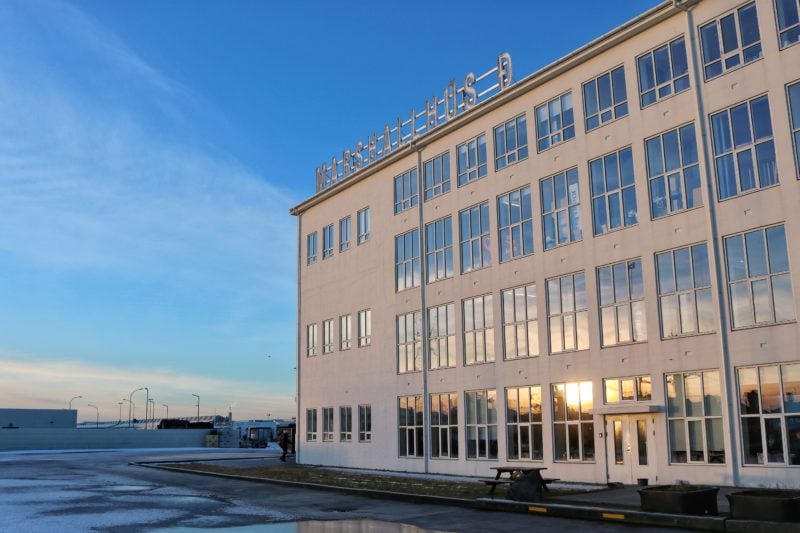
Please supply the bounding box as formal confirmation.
[497,52,512,91]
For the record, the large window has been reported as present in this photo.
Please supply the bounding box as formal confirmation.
[459,202,491,273]
[339,406,352,442]
[724,225,795,328]
[547,272,589,354]
[494,114,528,170]
[423,152,451,201]
[306,323,318,357]
[506,385,543,461]
[398,395,424,458]
[395,228,421,292]
[645,124,702,218]
[358,309,371,347]
[552,381,594,462]
[425,216,453,283]
[339,216,351,252]
[428,303,456,370]
[666,371,725,464]
[430,392,458,459]
[307,231,318,265]
[700,2,762,80]
[339,314,352,350]
[788,81,800,177]
[463,294,495,365]
[583,66,628,131]
[597,259,647,347]
[589,146,637,235]
[656,244,715,338]
[394,168,418,214]
[604,375,652,403]
[358,404,372,442]
[397,310,422,374]
[535,92,575,151]
[710,95,777,200]
[776,0,800,48]
[322,224,334,259]
[497,186,534,262]
[456,134,487,186]
[466,389,498,459]
[322,319,334,354]
[502,283,538,360]
[322,407,334,441]
[357,207,370,244]
[637,36,689,107]
[738,362,800,465]
[541,168,582,250]
[306,408,317,441]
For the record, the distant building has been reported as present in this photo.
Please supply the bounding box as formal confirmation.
[1,409,77,429]
[291,0,800,487]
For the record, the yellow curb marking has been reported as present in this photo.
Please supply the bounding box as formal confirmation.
[528,506,547,513]
[602,512,625,520]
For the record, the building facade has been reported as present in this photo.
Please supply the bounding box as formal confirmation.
[290,0,800,487]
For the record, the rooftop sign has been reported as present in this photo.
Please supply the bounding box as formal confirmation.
[316,53,513,192]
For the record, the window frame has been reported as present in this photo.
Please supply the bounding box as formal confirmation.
[665,370,726,464]
[357,207,370,244]
[306,323,318,357]
[636,35,690,108]
[493,114,529,170]
[506,385,544,461]
[339,405,352,442]
[339,314,352,350]
[497,186,534,262]
[546,271,589,354]
[541,168,583,250]
[393,168,419,215]
[597,258,647,347]
[339,215,351,252]
[603,375,653,404]
[582,65,629,132]
[463,294,495,366]
[430,392,459,459]
[306,408,318,441]
[551,381,595,462]
[699,1,763,81]
[656,243,716,338]
[398,395,424,458]
[322,406,334,442]
[459,201,491,273]
[787,81,800,179]
[322,224,334,259]
[425,216,454,283]
[306,231,318,265]
[465,389,498,460]
[397,310,422,374]
[456,133,488,186]
[534,91,575,152]
[501,283,539,360]
[589,146,638,236]
[358,309,372,347]
[645,123,703,219]
[423,151,451,201]
[395,228,421,292]
[428,302,456,370]
[358,404,372,442]
[774,0,800,49]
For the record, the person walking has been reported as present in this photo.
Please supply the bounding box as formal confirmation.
[277,430,290,462]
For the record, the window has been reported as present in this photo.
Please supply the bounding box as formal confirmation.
[322,224,334,259]
[457,134,487,186]
[604,375,652,403]
[306,323,318,357]
[589,147,638,235]
[358,404,372,442]
[738,362,800,465]
[357,207,370,244]
[656,244,715,337]
[497,186,534,262]
[637,36,689,107]
[339,314,352,350]
[506,386,543,460]
[322,407,334,441]
[776,0,800,48]
[583,66,628,131]
[397,310,422,374]
[666,371,725,463]
[340,406,352,442]
[502,283,538,360]
[339,216,351,252]
[430,392,459,459]
[597,258,647,347]
[552,381,594,462]
[724,225,795,328]
[547,272,589,354]
[541,168,582,250]
[358,309,372,347]
[700,2,762,80]
[394,168,418,214]
[428,303,456,370]
[306,231,318,265]
[463,294,495,365]
[711,95,778,200]
[535,92,575,151]
[398,395,424,457]
[465,389,498,459]
[306,408,318,441]
[395,228,421,292]
[424,152,451,200]
[425,216,453,283]
[646,124,702,218]
[494,114,528,170]
[788,81,800,177]
[322,319,334,354]
[459,202,491,273]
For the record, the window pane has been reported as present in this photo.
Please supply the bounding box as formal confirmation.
[760,366,782,413]
[738,367,760,414]
[742,417,763,464]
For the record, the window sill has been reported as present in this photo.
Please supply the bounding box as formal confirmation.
[730,319,797,332]
[585,112,628,135]
[703,55,764,84]
[660,330,716,341]
[593,222,638,239]
[640,85,690,111]
[536,136,575,155]
[651,204,704,222]
[549,348,590,356]
[494,154,529,174]
[717,180,780,203]
[543,238,583,253]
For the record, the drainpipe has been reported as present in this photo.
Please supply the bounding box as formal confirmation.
[296,212,303,463]
[676,0,741,486]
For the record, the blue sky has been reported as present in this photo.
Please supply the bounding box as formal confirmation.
[0,0,661,422]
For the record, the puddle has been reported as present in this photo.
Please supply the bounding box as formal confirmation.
[112,494,217,505]
[98,484,155,492]
[148,519,443,532]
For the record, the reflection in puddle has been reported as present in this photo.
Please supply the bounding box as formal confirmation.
[113,495,216,505]
[99,485,155,492]
[149,519,445,532]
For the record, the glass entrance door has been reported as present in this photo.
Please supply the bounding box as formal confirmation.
[606,415,655,484]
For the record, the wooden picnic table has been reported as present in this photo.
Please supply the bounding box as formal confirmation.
[482,466,558,495]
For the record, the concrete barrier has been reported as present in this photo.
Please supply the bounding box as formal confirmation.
[0,428,211,451]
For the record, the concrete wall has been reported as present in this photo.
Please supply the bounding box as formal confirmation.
[1,409,77,429]
[0,428,211,451]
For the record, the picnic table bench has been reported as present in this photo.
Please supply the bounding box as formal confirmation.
[480,466,559,495]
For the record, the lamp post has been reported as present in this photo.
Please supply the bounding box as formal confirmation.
[68,396,82,410]
[128,388,144,428]
[143,387,149,430]
[192,394,200,421]
[162,404,169,420]
[147,398,154,430]
[87,404,99,428]
[117,401,123,423]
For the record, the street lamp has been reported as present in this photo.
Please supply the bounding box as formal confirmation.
[143,387,150,430]
[147,398,154,430]
[118,401,123,423]
[162,404,169,420]
[69,396,82,409]
[87,404,99,428]
[128,388,144,428]
[192,394,200,421]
